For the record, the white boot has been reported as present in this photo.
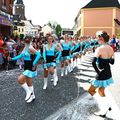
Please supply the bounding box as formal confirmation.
[51,75,54,81]
[75,60,78,66]
[68,64,71,72]
[105,89,120,119]
[19,64,22,70]
[26,89,35,103]
[28,86,35,101]
[71,61,74,70]
[43,78,48,90]
[93,93,111,117]
[65,66,68,75]
[53,69,58,86]
[61,68,64,77]
[73,61,76,68]
[21,83,32,101]
[77,58,81,65]
[70,63,73,72]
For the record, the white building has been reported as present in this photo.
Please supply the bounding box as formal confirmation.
[14,20,40,37]
[41,25,52,36]
[23,20,40,37]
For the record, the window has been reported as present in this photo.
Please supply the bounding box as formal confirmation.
[2,0,6,9]
[2,0,6,6]
[62,30,74,36]
[18,28,20,32]
[22,28,24,32]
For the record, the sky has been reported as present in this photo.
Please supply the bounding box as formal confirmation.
[16,0,120,28]
[17,0,91,28]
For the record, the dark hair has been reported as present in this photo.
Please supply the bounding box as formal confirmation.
[24,36,32,44]
[24,36,32,40]
[101,31,110,42]
[74,34,79,37]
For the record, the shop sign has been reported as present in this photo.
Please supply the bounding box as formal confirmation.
[0,15,13,26]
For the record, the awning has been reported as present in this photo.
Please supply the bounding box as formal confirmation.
[0,15,13,26]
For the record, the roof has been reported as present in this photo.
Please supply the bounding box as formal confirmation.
[21,20,33,27]
[82,0,120,9]
[16,0,24,4]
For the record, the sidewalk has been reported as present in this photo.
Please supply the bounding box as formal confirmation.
[45,52,120,120]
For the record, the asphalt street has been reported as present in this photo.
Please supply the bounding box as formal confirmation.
[0,57,85,120]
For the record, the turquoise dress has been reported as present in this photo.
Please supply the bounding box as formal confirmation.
[11,45,41,78]
[61,41,71,60]
[72,41,81,55]
[43,44,61,69]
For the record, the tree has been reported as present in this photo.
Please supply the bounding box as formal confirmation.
[55,24,62,37]
[48,22,52,27]
[47,21,62,38]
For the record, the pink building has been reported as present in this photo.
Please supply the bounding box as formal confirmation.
[75,0,120,37]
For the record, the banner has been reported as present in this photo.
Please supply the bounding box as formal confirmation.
[0,15,13,26]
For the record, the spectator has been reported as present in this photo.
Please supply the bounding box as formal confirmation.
[116,37,119,50]
[110,34,116,51]
[0,34,4,68]
[8,35,16,44]
[2,43,10,71]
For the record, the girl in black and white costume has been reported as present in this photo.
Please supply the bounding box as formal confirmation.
[10,36,41,103]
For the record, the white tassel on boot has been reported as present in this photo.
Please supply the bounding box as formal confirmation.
[43,78,48,90]
[21,83,32,101]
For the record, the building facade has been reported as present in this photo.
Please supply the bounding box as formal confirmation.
[41,25,52,36]
[13,0,41,37]
[75,0,120,37]
[0,0,15,36]
[13,20,41,37]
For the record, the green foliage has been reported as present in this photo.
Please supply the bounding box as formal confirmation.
[47,21,62,37]
[56,24,62,37]
[48,22,52,27]
[117,29,120,38]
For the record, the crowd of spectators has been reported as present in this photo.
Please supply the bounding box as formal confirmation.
[0,33,48,71]
[0,33,120,71]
